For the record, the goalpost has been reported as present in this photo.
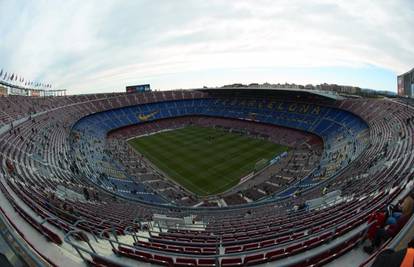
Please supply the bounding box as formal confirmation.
[254,158,269,173]
[239,158,271,185]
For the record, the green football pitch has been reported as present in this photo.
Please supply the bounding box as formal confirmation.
[128,125,288,196]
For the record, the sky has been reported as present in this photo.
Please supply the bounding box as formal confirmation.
[0,0,413,95]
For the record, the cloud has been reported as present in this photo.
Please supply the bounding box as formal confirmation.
[0,0,413,94]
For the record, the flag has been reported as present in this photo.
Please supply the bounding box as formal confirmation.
[0,69,3,77]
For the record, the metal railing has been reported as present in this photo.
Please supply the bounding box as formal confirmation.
[63,220,371,267]
[0,208,51,267]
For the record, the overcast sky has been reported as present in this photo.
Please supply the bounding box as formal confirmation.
[0,0,413,94]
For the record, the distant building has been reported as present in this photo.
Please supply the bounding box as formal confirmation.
[222,83,245,88]
[319,83,360,94]
[219,82,365,95]
[0,85,7,96]
[398,68,414,98]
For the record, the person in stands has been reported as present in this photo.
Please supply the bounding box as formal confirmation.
[364,192,414,254]
[400,192,414,217]
[365,209,388,242]
[5,159,14,174]
[371,238,414,267]
[83,187,90,201]
[386,191,414,225]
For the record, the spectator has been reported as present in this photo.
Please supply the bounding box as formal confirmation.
[364,214,410,254]
[5,159,14,174]
[83,187,90,201]
[387,192,414,225]
[371,238,414,267]
[365,209,387,242]
[93,190,100,201]
[400,191,414,217]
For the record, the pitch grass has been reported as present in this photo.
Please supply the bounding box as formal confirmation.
[128,126,288,196]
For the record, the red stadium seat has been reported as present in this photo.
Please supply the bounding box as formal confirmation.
[221,257,243,267]
[266,248,288,261]
[149,254,174,266]
[244,253,267,266]
[198,258,217,267]
[174,257,197,267]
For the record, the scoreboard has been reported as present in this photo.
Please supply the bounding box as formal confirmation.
[126,84,151,93]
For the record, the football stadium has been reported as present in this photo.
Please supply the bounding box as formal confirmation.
[1,1,414,267]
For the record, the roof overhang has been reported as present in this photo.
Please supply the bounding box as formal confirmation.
[197,87,344,101]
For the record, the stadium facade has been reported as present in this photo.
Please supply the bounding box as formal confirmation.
[398,67,414,98]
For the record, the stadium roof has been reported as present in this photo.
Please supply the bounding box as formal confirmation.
[198,87,345,101]
[398,67,414,77]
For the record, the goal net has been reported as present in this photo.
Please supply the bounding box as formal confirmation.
[254,158,269,173]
